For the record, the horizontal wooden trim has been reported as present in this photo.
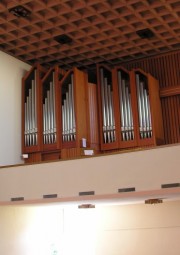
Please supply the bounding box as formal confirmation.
[160,85,180,97]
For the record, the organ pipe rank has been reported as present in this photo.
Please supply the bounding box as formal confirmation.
[43,72,56,145]
[62,74,76,142]
[24,70,37,147]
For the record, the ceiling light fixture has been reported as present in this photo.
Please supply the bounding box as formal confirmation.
[145,198,163,204]
[54,34,72,44]
[9,5,31,18]
[136,28,155,39]
[78,204,95,209]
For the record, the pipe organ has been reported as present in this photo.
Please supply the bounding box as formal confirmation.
[22,63,164,163]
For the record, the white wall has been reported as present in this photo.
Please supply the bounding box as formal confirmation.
[0,201,180,255]
[0,51,31,166]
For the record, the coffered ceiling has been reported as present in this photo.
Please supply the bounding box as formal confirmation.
[0,0,179,70]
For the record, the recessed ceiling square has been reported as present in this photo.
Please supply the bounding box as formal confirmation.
[9,5,31,18]
[136,28,155,39]
[54,34,72,44]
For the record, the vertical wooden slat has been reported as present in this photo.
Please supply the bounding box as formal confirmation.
[170,97,176,143]
[161,99,167,143]
[162,55,168,88]
[175,95,180,143]
[161,95,180,145]
[171,54,177,86]
[157,56,164,88]
[176,96,180,143]
[87,83,99,150]
[122,51,180,88]
[175,53,180,84]
[167,97,172,144]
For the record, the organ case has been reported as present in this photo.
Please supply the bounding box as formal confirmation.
[132,68,164,146]
[60,68,89,158]
[41,66,65,160]
[97,65,164,150]
[113,66,138,148]
[22,63,164,162]
[87,82,100,152]
[22,64,45,162]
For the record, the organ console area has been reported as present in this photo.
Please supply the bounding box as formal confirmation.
[22,63,164,163]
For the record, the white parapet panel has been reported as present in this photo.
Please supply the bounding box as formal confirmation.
[0,144,180,204]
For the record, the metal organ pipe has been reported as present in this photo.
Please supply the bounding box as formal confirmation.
[24,69,38,147]
[122,79,129,140]
[71,75,76,140]
[43,72,56,144]
[107,83,114,141]
[100,68,115,144]
[118,71,134,141]
[100,68,107,143]
[34,72,37,144]
[68,83,73,141]
[62,74,76,142]
[104,78,110,143]
[140,81,146,138]
[136,74,143,138]
[125,85,131,140]
[118,71,125,141]
[136,73,152,139]
[52,74,56,142]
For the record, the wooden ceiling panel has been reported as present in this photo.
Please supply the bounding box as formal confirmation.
[0,0,179,69]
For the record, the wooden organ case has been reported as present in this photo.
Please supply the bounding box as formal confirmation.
[22,65,99,163]
[132,68,164,147]
[60,68,90,159]
[97,65,164,151]
[22,63,164,163]
[22,64,45,163]
[40,65,65,161]
[113,66,138,149]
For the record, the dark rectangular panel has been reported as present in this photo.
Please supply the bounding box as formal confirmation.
[118,187,136,193]
[79,191,95,196]
[161,183,180,188]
